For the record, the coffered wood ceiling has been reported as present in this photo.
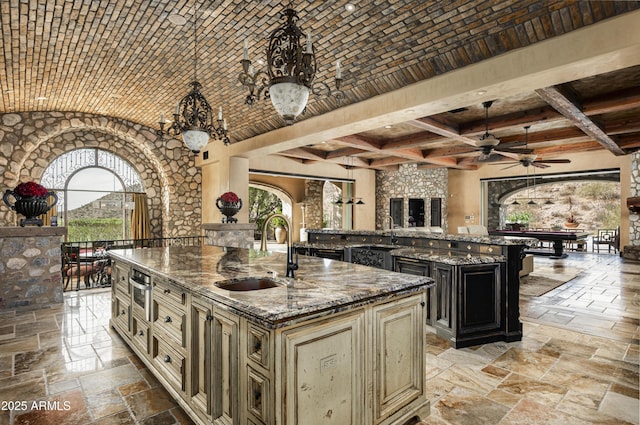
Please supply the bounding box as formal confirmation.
[1,0,639,171]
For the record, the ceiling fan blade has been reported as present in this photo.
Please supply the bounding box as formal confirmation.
[493,150,521,160]
[497,141,526,149]
[531,162,550,168]
[496,147,534,154]
[477,152,503,162]
[535,159,571,164]
[501,163,522,170]
[489,161,517,166]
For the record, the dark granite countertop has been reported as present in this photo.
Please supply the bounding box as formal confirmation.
[305,228,535,246]
[109,246,431,328]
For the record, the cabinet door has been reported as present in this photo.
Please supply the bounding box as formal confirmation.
[458,263,501,335]
[393,257,432,324]
[212,311,239,425]
[371,293,425,423]
[112,292,131,335]
[281,311,364,425]
[432,262,455,337]
[190,299,212,422]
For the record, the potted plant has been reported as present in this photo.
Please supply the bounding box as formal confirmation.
[216,191,242,223]
[3,181,58,226]
[272,216,288,244]
[505,211,532,231]
[564,197,579,228]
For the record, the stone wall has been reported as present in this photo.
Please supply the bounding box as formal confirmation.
[0,112,201,237]
[0,227,66,310]
[375,164,448,231]
[203,223,256,249]
[303,180,323,229]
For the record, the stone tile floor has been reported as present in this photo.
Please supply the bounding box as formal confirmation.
[0,252,638,424]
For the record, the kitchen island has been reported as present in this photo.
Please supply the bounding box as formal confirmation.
[296,229,534,348]
[109,245,432,425]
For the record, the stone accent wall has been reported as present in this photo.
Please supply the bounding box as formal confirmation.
[0,227,66,310]
[376,164,448,231]
[203,223,256,249]
[0,112,201,237]
[304,180,323,229]
[630,152,640,246]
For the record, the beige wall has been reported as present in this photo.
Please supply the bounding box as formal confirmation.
[448,150,632,247]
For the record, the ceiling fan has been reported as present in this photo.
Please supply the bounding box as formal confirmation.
[499,126,572,169]
[475,100,532,161]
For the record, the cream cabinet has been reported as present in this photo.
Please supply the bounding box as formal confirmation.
[110,259,430,425]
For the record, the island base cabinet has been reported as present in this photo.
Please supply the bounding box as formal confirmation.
[279,312,364,425]
[275,292,429,425]
[371,294,427,424]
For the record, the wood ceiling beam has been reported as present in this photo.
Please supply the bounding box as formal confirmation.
[535,85,626,155]
[381,132,442,150]
[324,147,367,159]
[406,118,478,146]
[277,147,328,161]
[532,140,603,156]
[460,107,564,135]
[583,87,640,115]
[616,133,640,150]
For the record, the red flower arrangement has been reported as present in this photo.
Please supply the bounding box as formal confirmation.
[219,191,240,203]
[14,182,49,197]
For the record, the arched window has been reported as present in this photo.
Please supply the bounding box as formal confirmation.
[41,149,144,241]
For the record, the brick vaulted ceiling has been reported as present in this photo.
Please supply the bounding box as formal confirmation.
[1,0,640,171]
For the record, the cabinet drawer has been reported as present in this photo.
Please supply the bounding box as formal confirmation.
[247,324,271,370]
[132,314,150,355]
[247,367,270,424]
[112,293,130,334]
[153,279,187,310]
[113,264,130,297]
[153,337,186,392]
[154,301,186,348]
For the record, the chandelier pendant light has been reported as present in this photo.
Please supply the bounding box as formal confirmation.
[238,6,344,125]
[158,0,229,153]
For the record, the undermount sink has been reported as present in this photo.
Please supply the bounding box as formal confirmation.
[216,277,281,291]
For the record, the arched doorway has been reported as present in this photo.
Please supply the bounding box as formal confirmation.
[248,183,293,250]
[41,148,144,241]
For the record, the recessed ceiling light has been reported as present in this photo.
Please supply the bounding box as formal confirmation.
[345,3,356,12]
[406,109,414,113]
[477,90,487,95]
[36,96,47,101]
[168,13,187,25]
[384,125,392,129]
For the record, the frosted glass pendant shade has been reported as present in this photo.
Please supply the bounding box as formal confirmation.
[269,82,310,125]
[182,129,209,153]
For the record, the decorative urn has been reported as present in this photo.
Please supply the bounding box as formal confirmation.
[3,182,58,227]
[216,192,242,223]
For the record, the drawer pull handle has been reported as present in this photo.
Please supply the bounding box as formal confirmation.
[121,309,126,315]
[254,340,262,351]
[138,330,144,336]
[164,355,171,363]
[164,316,172,323]
[206,314,213,321]
[420,301,426,307]
[163,288,170,294]
[254,389,262,402]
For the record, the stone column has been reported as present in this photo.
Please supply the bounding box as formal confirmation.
[304,180,323,229]
[0,226,67,310]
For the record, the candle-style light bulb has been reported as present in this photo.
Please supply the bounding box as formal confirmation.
[243,38,249,61]
[174,102,180,116]
[218,106,223,120]
[335,60,342,79]
[160,112,165,123]
[223,118,227,130]
[305,32,312,54]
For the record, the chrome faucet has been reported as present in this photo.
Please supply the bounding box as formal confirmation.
[383,215,395,230]
[260,213,298,278]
